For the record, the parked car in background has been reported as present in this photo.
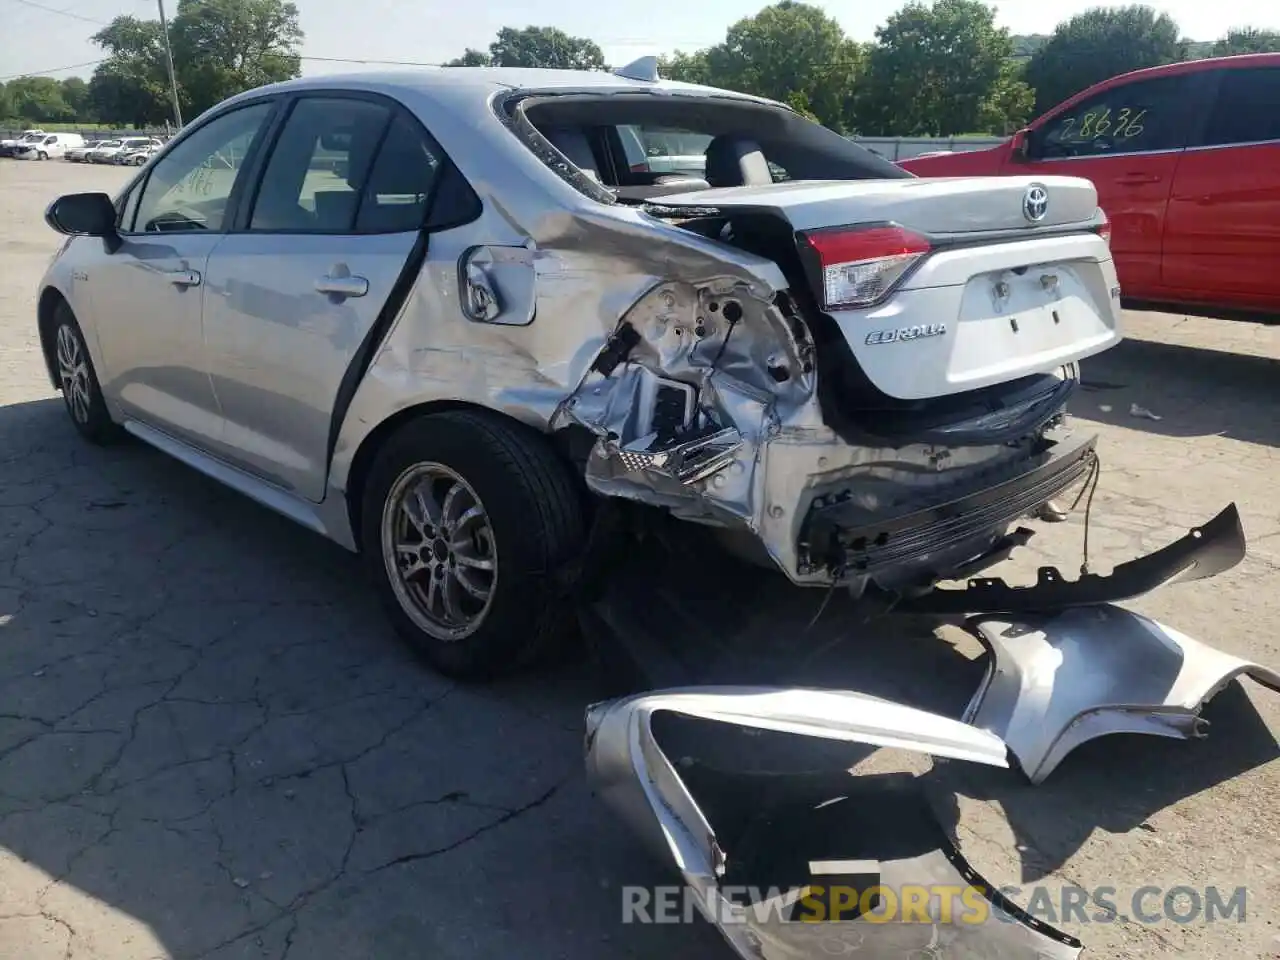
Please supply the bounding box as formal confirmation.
[90,137,161,163]
[81,139,122,163]
[902,52,1280,318]
[0,129,47,157]
[65,140,104,162]
[116,142,162,165]
[14,133,85,161]
[35,66,1119,680]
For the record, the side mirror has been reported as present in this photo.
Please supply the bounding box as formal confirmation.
[1009,128,1031,163]
[45,192,118,241]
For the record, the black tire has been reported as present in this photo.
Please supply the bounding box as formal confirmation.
[360,410,587,680]
[49,303,123,445]
[37,151,47,160]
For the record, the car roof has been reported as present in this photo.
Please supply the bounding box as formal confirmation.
[1093,50,1280,86]
[216,66,786,113]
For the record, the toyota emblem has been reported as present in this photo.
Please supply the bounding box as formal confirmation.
[1022,184,1049,223]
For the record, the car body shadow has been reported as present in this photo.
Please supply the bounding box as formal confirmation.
[1078,336,1280,447]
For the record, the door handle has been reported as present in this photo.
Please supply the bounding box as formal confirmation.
[165,269,201,287]
[1115,173,1161,185]
[315,274,369,298]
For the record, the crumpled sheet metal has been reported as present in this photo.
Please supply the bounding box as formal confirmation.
[554,278,1036,585]
[585,687,1083,959]
[963,603,1280,784]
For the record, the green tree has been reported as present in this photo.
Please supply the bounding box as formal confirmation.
[5,76,75,123]
[855,0,1015,136]
[170,0,303,117]
[656,50,712,85]
[1011,34,1049,58]
[1212,27,1280,56]
[689,1,863,130]
[0,83,11,121]
[89,15,174,126]
[1023,6,1186,113]
[485,26,606,70]
[977,60,1036,134]
[444,48,491,67]
[60,77,90,120]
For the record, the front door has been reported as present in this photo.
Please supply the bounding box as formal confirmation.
[200,95,440,500]
[1004,72,1203,297]
[86,101,276,450]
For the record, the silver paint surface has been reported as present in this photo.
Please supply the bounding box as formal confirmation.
[583,687,1082,959]
[964,604,1280,784]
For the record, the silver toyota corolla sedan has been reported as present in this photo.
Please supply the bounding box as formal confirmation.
[37,62,1120,679]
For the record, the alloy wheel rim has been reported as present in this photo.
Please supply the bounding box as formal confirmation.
[381,462,498,642]
[55,324,91,425]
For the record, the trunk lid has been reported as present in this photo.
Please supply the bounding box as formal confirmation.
[653,175,1121,401]
[651,175,1100,235]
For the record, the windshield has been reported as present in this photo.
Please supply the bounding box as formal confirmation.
[507,91,909,203]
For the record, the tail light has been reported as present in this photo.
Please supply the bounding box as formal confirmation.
[802,225,932,310]
[1095,218,1112,247]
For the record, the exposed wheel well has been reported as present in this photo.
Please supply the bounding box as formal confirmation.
[37,287,68,389]
[342,400,590,551]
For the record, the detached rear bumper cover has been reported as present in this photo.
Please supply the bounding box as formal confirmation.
[585,688,1081,960]
[963,604,1280,784]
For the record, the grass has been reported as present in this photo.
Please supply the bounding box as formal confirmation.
[1,120,166,133]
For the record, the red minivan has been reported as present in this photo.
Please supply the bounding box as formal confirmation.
[901,54,1280,318]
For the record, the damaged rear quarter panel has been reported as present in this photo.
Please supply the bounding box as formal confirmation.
[326,162,795,499]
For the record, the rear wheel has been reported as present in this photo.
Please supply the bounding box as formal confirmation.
[360,410,587,680]
[50,304,122,445]
[37,150,47,160]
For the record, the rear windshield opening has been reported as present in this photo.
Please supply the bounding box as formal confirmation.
[508,94,909,203]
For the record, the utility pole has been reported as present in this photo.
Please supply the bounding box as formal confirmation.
[156,0,183,129]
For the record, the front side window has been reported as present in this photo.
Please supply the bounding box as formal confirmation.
[1200,68,1280,147]
[131,102,273,233]
[619,124,714,176]
[248,97,391,232]
[1031,75,1191,160]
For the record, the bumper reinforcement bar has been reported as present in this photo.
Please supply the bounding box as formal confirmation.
[803,432,1098,574]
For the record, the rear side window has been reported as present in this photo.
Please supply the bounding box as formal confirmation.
[249,97,392,232]
[1200,68,1280,147]
[1032,75,1191,159]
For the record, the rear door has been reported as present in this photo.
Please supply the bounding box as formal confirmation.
[200,93,442,500]
[1163,65,1280,307]
[1008,72,1206,296]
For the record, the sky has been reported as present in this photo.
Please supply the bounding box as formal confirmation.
[1,0,1277,84]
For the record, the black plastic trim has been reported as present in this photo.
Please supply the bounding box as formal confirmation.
[803,432,1098,574]
[901,502,1246,614]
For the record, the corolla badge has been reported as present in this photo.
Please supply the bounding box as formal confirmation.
[1023,183,1049,223]
[865,323,947,345]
